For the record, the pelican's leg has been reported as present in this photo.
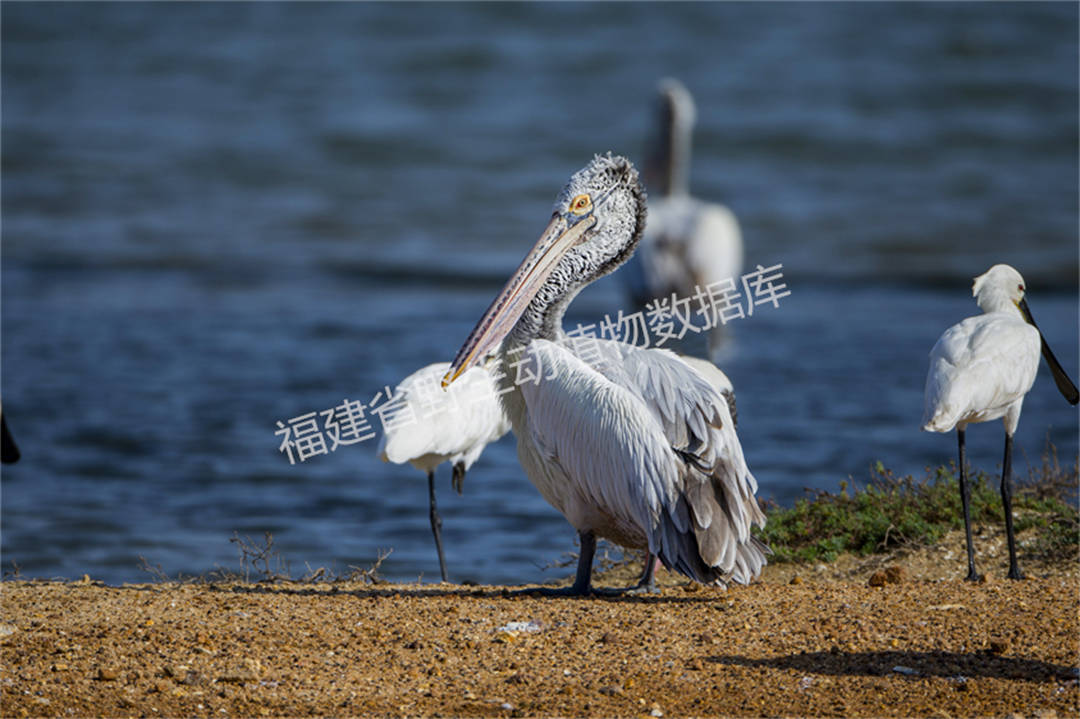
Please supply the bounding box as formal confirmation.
[629,552,660,594]
[427,471,449,583]
[451,461,466,495]
[516,530,596,597]
[592,550,662,596]
[1001,433,1024,580]
[957,428,981,582]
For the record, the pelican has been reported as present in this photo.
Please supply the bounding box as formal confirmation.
[377,360,510,582]
[922,264,1078,580]
[625,79,743,320]
[444,154,768,595]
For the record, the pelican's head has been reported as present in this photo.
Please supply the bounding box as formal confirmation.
[444,154,646,386]
[972,263,1079,405]
[972,263,1026,316]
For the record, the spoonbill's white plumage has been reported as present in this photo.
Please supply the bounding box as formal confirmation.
[922,264,1078,580]
[377,361,510,582]
[445,154,767,595]
[626,80,742,318]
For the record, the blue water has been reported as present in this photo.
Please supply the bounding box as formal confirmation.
[2,3,1077,585]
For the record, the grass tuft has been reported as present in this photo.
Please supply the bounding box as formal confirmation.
[758,446,1078,564]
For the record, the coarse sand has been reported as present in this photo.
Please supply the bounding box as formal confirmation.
[3,526,1077,718]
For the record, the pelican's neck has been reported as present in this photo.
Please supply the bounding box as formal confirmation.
[662,117,692,198]
[504,283,577,350]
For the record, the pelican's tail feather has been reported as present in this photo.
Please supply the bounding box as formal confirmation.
[656,465,770,587]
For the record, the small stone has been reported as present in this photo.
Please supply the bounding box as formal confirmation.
[506,672,528,685]
[494,631,517,644]
[884,566,905,583]
[988,639,1008,655]
[95,667,119,681]
[789,575,803,585]
[599,632,618,644]
[598,685,624,696]
[500,703,514,711]
[868,571,888,587]
[686,658,704,671]
[212,656,261,682]
[1033,710,1058,719]
[650,702,664,717]
[405,640,423,650]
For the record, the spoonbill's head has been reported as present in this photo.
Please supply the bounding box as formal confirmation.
[444,153,646,387]
[972,264,1027,315]
[973,263,1079,405]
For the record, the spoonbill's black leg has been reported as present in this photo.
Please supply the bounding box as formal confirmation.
[427,471,449,583]
[957,428,981,582]
[1001,433,1024,580]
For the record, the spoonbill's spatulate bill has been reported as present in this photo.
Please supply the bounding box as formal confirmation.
[377,361,510,583]
[445,154,768,595]
[1,410,18,464]
[922,264,1078,580]
[625,80,743,343]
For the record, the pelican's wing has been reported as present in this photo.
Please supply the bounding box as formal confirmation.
[683,201,743,289]
[922,314,1040,431]
[518,338,766,585]
[601,341,767,584]
[513,340,680,546]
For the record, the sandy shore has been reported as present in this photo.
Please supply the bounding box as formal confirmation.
[3,533,1078,718]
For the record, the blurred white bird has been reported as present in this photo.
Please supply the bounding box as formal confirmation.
[377,360,510,582]
[922,264,1078,580]
[625,78,743,353]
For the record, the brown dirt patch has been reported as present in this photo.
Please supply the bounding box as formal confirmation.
[3,527,1077,719]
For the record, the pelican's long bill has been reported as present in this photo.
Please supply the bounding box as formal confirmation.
[443,213,598,388]
[1018,298,1080,405]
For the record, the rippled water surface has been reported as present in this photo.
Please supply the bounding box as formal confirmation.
[2,3,1077,584]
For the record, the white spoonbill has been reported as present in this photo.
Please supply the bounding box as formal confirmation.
[922,264,1078,580]
[377,360,510,582]
[625,79,742,317]
[444,154,768,595]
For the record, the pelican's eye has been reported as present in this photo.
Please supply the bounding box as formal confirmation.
[569,194,592,216]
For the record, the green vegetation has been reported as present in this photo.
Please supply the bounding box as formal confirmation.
[758,446,1078,564]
